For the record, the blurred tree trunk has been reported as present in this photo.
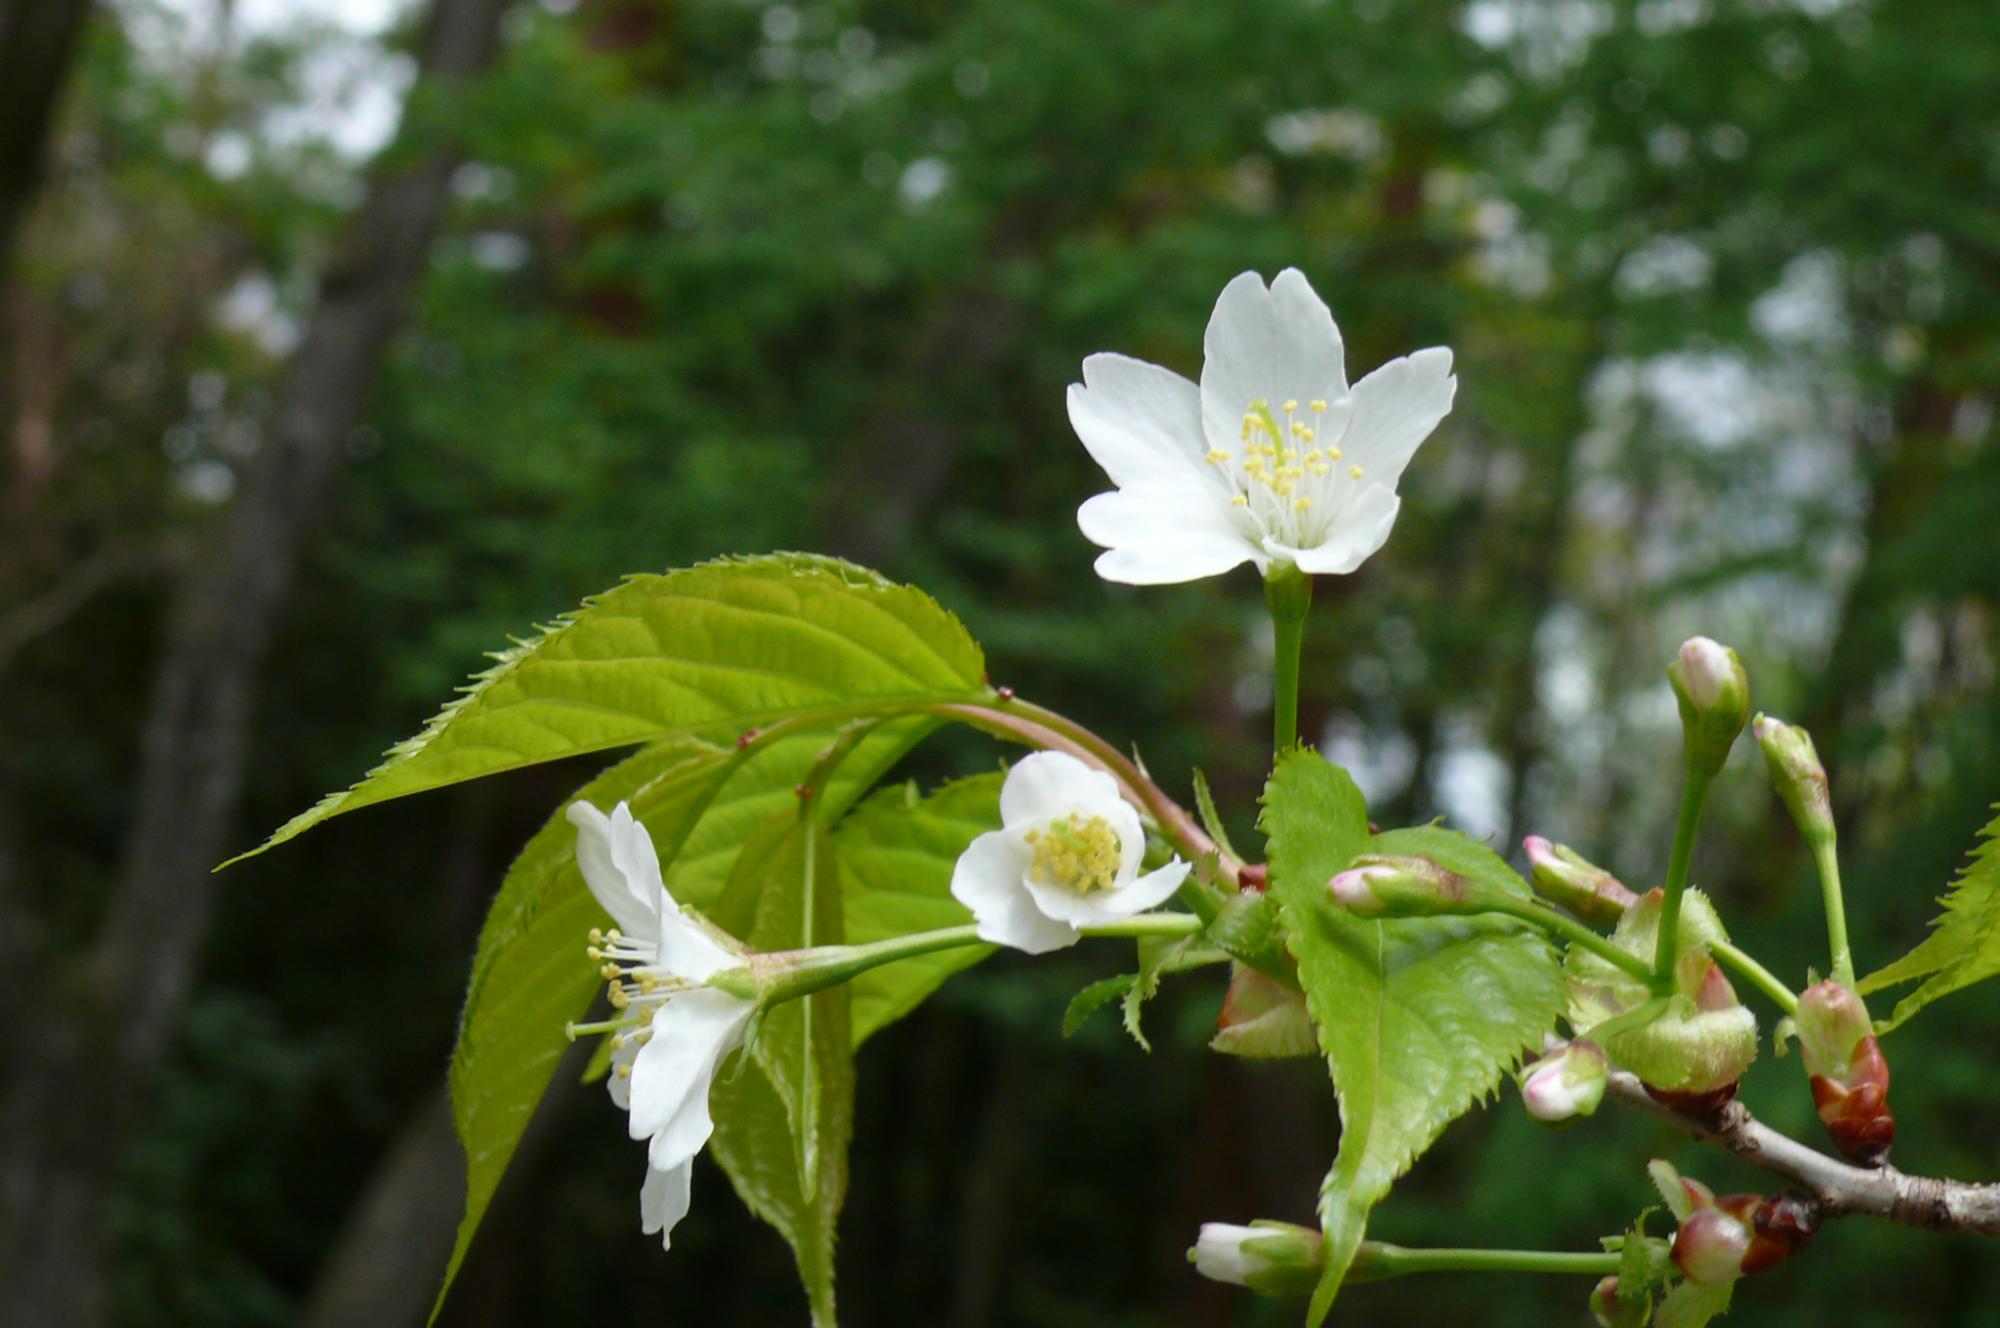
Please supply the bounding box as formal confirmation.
[0,0,90,287]
[0,0,514,1321]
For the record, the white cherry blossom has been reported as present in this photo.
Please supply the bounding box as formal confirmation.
[1069,268,1455,584]
[949,751,1190,954]
[570,800,756,1250]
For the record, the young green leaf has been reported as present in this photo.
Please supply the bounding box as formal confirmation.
[1262,751,1565,1325]
[1063,974,1139,1037]
[834,775,1000,1045]
[1656,1279,1734,1328]
[229,554,987,865]
[1858,806,2000,1032]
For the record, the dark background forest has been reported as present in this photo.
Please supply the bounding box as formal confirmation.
[2,0,1997,1324]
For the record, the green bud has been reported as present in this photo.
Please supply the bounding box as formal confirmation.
[1668,637,1750,778]
[1327,854,1495,918]
[1524,835,1637,925]
[1752,713,1833,847]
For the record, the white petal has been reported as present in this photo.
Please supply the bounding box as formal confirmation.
[606,1031,641,1110]
[640,1158,695,1250]
[1076,475,1245,545]
[567,801,660,940]
[1336,346,1455,490]
[1067,354,1214,490]
[949,829,1079,954]
[626,988,754,1152]
[1023,857,1190,926]
[1091,539,1261,586]
[653,907,740,983]
[1285,485,1402,575]
[998,751,1124,827]
[1200,269,1347,452]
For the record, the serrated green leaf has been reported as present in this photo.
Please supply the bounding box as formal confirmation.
[1192,766,1244,864]
[1062,975,1138,1037]
[1858,806,2000,1032]
[434,717,931,1322]
[833,775,1000,1046]
[230,554,987,866]
[1657,1279,1733,1328]
[1262,751,1566,1325]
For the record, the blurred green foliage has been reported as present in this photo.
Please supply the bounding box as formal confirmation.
[5,0,2000,1323]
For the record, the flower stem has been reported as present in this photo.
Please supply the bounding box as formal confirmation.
[1482,898,1652,982]
[1709,937,1800,1016]
[752,913,1206,1002]
[1652,767,1715,990]
[1265,565,1313,755]
[1808,838,1855,989]
[1349,1242,1622,1283]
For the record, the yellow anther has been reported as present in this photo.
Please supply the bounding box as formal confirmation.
[605,929,622,944]
[599,963,621,981]
[1350,465,1365,479]
[1023,814,1122,894]
[617,1063,633,1079]
[588,928,605,945]
[1231,494,1249,507]
[1310,399,1328,412]
[1295,497,1311,512]
[1204,448,1230,464]
[1330,447,1343,461]
[1282,398,1298,413]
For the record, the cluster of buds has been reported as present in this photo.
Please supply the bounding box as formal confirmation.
[1668,637,1750,779]
[1326,854,1495,918]
[1519,1039,1608,1125]
[1795,979,1895,1163]
[1669,1176,1817,1284]
[1565,889,1758,1107]
[1524,836,1637,925]
[1189,1221,1323,1296]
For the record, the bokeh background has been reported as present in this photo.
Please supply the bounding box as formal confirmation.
[3,0,1998,1324]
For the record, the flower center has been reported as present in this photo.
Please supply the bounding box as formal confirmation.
[1024,814,1122,893]
[1202,397,1365,545]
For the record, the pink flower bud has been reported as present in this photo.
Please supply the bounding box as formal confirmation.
[1667,637,1750,776]
[1520,1040,1608,1123]
[1671,1188,1817,1284]
[1589,1275,1649,1328]
[1797,980,1895,1163]
[1523,836,1636,925]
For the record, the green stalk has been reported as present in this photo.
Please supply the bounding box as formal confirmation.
[1651,768,1715,990]
[1809,839,1855,989]
[1265,565,1313,755]
[1349,1242,1622,1283]
[1482,898,1652,983]
[1708,937,1799,1015]
[1581,995,1671,1046]
[748,913,1205,1004]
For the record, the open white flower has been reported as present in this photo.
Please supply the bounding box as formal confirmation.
[570,800,757,1250]
[1069,268,1455,584]
[948,751,1190,954]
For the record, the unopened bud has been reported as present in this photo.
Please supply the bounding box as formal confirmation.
[1796,979,1895,1163]
[1673,1208,1750,1285]
[1189,1221,1322,1297]
[1212,966,1317,1059]
[1753,714,1834,847]
[1326,855,1486,918]
[1520,1040,1608,1124]
[1668,637,1750,778]
[1524,836,1637,925]
[1590,1275,1651,1328]
[1671,1189,1816,1284]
